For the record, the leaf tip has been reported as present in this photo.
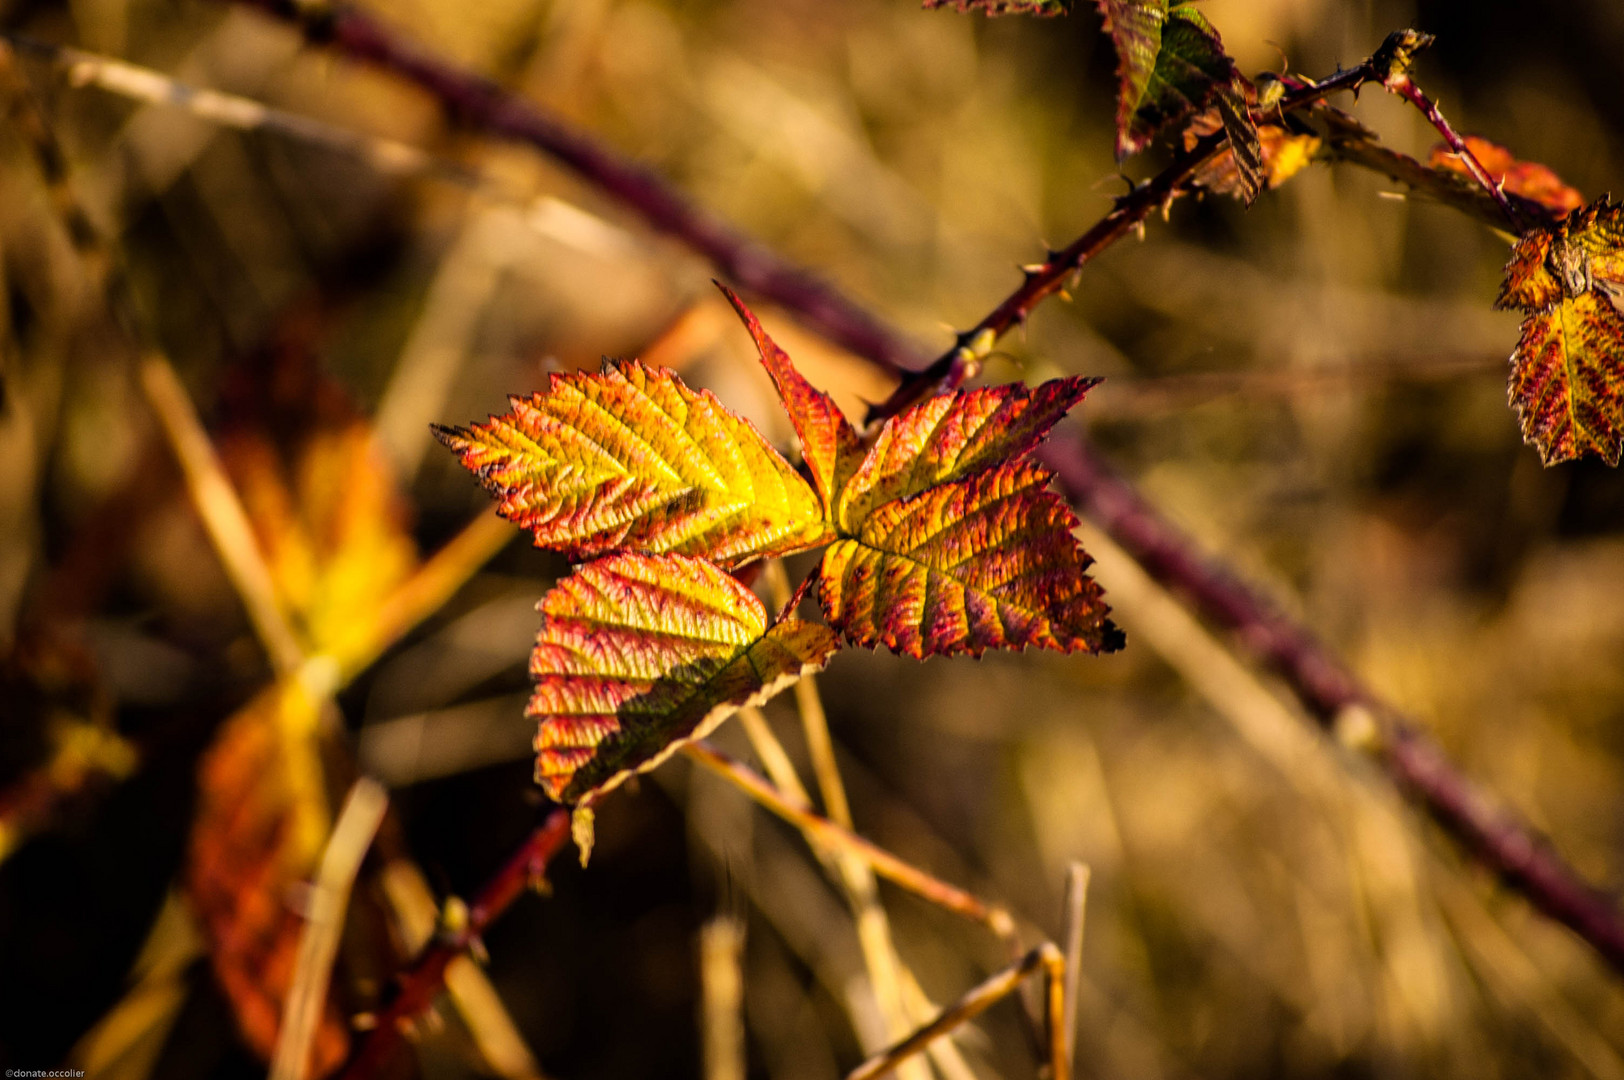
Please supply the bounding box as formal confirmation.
[572,805,596,867]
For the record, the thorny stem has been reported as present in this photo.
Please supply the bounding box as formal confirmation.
[1364,28,1525,231]
[213,3,1624,976]
[1308,105,1555,231]
[1384,77,1521,230]
[865,48,1401,423]
[846,943,1069,1080]
[340,811,571,1080]
[684,741,1016,940]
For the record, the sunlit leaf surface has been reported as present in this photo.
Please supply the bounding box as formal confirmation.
[817,461,1123,658]
[436,360,830,564]
[837,376,1099,531]
[530,553,840,806]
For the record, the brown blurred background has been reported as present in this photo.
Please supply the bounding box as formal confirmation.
[1,0,1623,1077]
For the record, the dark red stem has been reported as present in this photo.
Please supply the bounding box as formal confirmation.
[866,62,1379,422]
[1037,440,1624,971]
[221,0,929,380]
[1383,75,1525,231]
[340,811,571,1080]
[219,4,1624,977]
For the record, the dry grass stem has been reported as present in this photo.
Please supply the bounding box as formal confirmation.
[700,918,747,1080]
[271,777,389,1080]
[140,352,306,676]
[1059,863,1090,1074]
[847,943,1068,1080]
[684,740,1015,939]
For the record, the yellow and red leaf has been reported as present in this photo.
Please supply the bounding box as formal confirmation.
[717,285,864,519]
[435,360,829,565]
[529,553,840,807]
[1498,197,1624,464]
[816,461,1123,658]
[837,376,1100,532]
[1509,293,1624,466]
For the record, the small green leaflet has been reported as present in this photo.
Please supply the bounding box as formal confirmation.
[1095,0,1264,200]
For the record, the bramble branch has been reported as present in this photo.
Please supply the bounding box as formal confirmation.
[211,2,1624,976]
[340,812,571,1080]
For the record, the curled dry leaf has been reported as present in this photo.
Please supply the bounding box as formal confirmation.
[1095,0,1262,185]
[1429,136,1585,217]
[434,360,829,565]
[1185,110,1321,200]
[529,553,839,812]
[1498,196,1624,465]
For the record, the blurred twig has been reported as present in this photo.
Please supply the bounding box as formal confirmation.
[735,703,974,1080]
[685,740,1015,940]
[1,32,474,184]
[759,562,941,1080]
[847,943,1068,1080]
[700,918,747,1080]
[1059,863,1089,1075]
[273,777,390,1080]
[140,354,310,677]
[217,0,924,377]
[204,1,1624,975]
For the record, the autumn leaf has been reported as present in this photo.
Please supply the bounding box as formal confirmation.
[1507,294,1624,466]
[1429,136,1585,217]
[816,461,1124,658]
[188,682,349,1076]
[717,284,864,519]
[1096,0,1261,175]
[837,376,1099,531]
[1186,110,1321,200]
[434,360,830,565]
[530,553,840,811]
[222,421,418,659]
[1498,197,1624,464]
[190,361,417,1073]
